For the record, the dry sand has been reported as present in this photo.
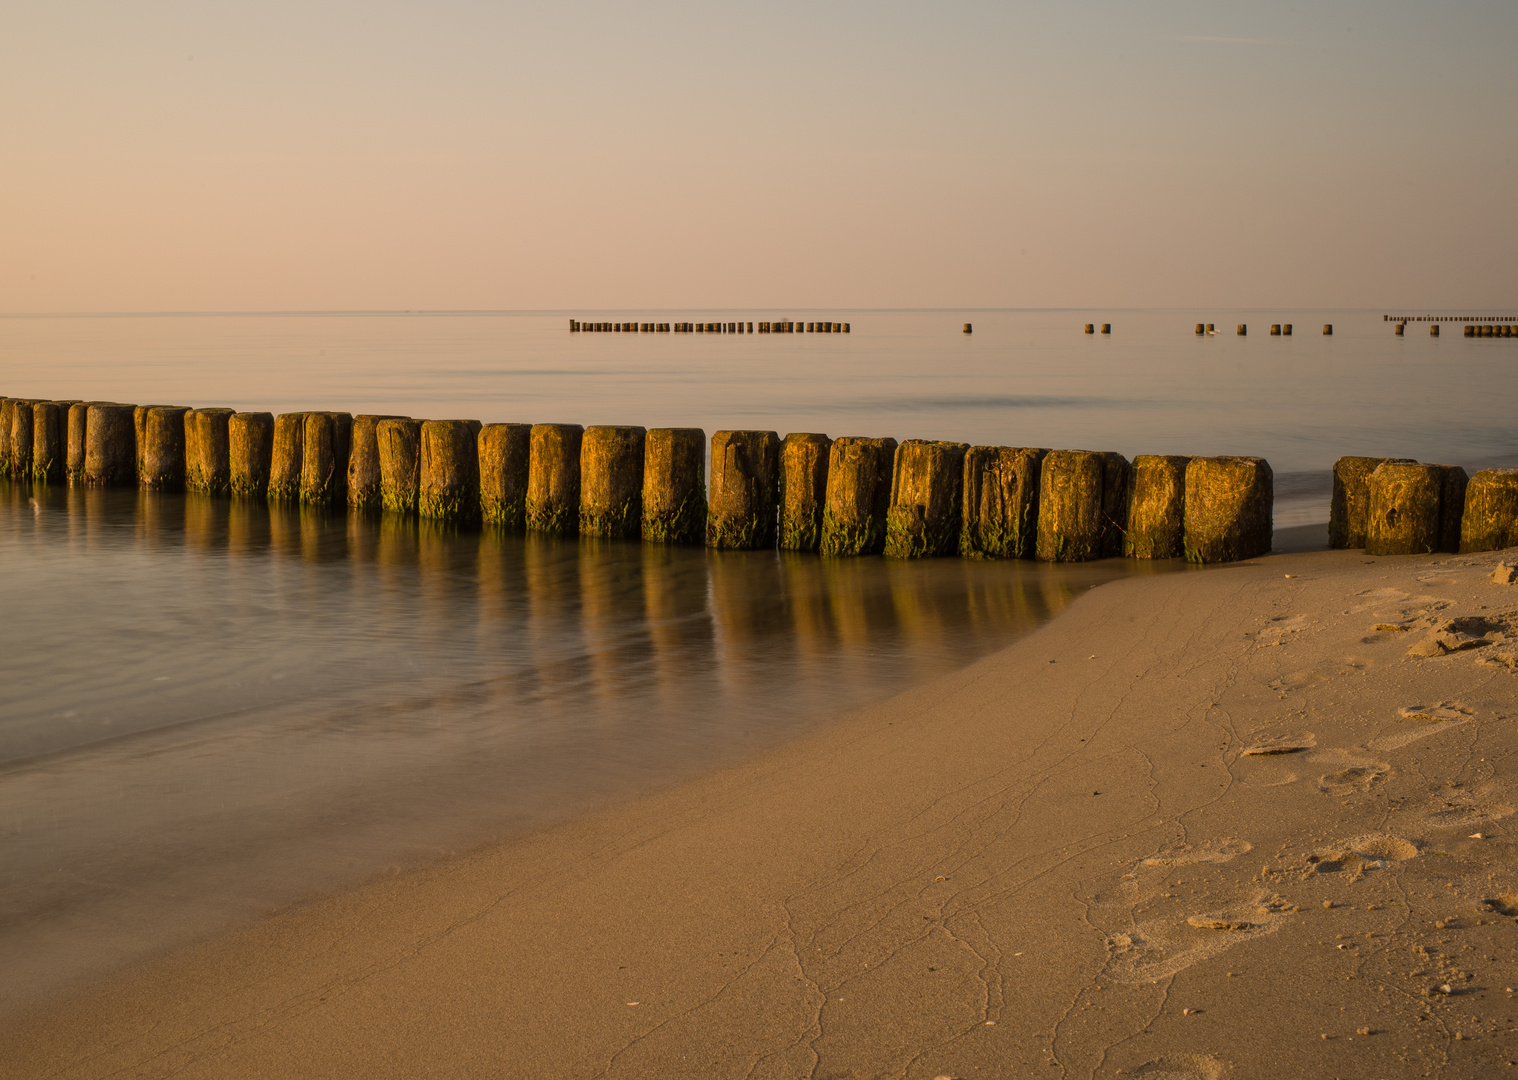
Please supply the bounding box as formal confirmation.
[6,544,1518,1079]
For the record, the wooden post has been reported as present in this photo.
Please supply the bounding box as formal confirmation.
[706,430,781,549]
[229,412,274,498]
[779,432,832,551]
[885,439,969,558]
[1183,456,1273,563]
[419,419,482,526]
[140,406,190,491]
[960,446,1046,559]
[479,422,532,531]
[84,404,137,487]
[185,408,234,495]
[526,423,584,535]
[1126,454,1191,558]
[819,436,896,556]
[580,425,646,538]
[377,418,423,515]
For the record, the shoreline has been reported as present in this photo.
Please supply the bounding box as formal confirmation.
[7,537,1518,1077]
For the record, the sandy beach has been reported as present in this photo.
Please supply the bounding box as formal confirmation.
[7,540,1518,1079]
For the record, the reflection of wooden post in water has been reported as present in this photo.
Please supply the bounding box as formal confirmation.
[30,402,64,484]
[527,424,584,535]
[84,404,136,487]
[779,433,831,551]
[580,426,646,539]
[960,446,1046,559]
[226,496,272,558]
[419,420,482,526]
[885,439,968,558]
[819,557,895,649]
[578,540,647,710]
[708,549,789,695]
[377,419,423,516]
[229,412,274,498]
[268,413,306,501]
[136,488,184,549]
[1182,456,1273,563]
[640,544,715,701]
[140,407,190,491]
[642,428,706,545]
[707,431,780,549]
[523,533,586,716]
[819,436,896,556]
[479,423,532,530]
[183,487,231,551]
[185,408,234,495]
[347,415,405,512]
[778,553,834,664]
[1125,454,1191,559]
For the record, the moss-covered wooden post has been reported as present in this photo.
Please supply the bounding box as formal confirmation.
[268,412,306,501]
[84,403,136,487]
[9,399,34,479]
[140,406,190,491]
[300,411,353,508]
[527,423,583,535]
[641,427,706,544]
[779,432,832,551]
[1125,454,1191,558]
[0,399,12,475]
[185,408,234,495]
[580,425,646,538]
[479,422,532,530]
[1459,469,1518,553]
[30,402,65,484]
[819,436,896,556]
[1036,450,1120,562]
[66,402,90,483]
[348,414,406,512]
[1364,462,1463,555]
[229,412,274,497]
[960,446,1047,559]
[1329,456,1414,549]
[884,439,968,558]
[1183,456,1273,563]
[377,418,422,515]
[707,430,780,549]
[419,419,481,526]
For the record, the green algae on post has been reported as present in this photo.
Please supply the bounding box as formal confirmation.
[140,406,190,491]
[1036,449,1129,562]
[185,408,234,495]
[1183,455,1273,563]
[527,423,584,535]
[885,439,969,559]
[419,419,482,526]
[300,412,353,508]
[0,399,12,475]
[819,436,896,556]
[641,427,706,545]
[377,418,423,515]
[1126,454,1191,558]
[1329,456,1414,549]
[779,432,832,551]
[707,430,781,550]
[229,412,274,498]
[30,402,64,485]
[580,425,646,539]
[84,404,136,487]
[348,415,407,512]
[66,402,90,483]
[1459,469,1518,553]
[268,412,307,501]
[1364,462,1463,556]
[9,399,35,479]
[960,446,1047,559]
[479,422,531,531]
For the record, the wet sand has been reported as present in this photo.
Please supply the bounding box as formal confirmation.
[7,540,1518,1078]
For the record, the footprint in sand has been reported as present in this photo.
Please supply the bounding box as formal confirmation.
[1302,834,1417,879]
[1398,702,1474,722]
[1141,838,1253,867]
[1412,784,1514,831]
[1313,750,1390,796]
[1483,894,1518,918]
[1129,1053,1231,1080]
[1104,893,1291,984]
[1240,732,1315,756]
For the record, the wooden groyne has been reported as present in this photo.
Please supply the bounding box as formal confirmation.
[571,320,850,334]
[5,393,1515,562]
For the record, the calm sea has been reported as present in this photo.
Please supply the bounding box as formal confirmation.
[0,308,1513,1011]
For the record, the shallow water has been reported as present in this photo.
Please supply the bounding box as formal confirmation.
[0,481,1176,1012]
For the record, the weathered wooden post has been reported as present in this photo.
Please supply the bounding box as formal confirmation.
[1283,324,1293,335]
[1100,323,1111,335]
[1270,324,1282,336]
[779,432,832,551]
[84,403,137,487]
[1126,454,1191,558]
[960,445,1046,559]
[140,406,190,490]
[9,399,34,478]
[1084,324,1094,334]
[377,418,423,515]
[185,408,234,495]
[229,412,275,497]
[300,411,353,508]
[347,414,406,512]
[479,422,532,530]
[268,412,306,501]
[885,439,969,558]
[1195,324,1205,335]
[0,399,12,475]
[1324,324,1333,335]
[1035,450,1130,562]
[819,436,896,556]
[963,323,973,334]
[30,402,65,484]
[706,430,780,549]
[1237,324,1247,335]
[1183,456,1273,563]
[1459,469,1518,553]
[66,402,90,482]
[526,423,584,534]
[1364,462,1466,555]
[641,427,706,544]
[580,425,646,538]
[1430,324,1440,337]
[1328,456,1415,548]
[419,419,481,526]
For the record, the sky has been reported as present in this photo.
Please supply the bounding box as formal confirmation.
[1,0,1514,312]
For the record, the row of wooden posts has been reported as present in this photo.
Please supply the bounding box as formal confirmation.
[1,396,1274,563]
[570,320,850,334]
[1329,457,1518,556]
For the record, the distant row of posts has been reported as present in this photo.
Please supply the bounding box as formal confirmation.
[570,320,850,334]
[1391,322,1515,337]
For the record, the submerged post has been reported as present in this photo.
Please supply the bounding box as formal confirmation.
[419,419,482,526]
[580,425,646,538]
[707,430,781,549]
[1125,454,1191,558]
[479,422,532,530]
[960,446,1046,559]
[819,436,896,556]
[526,423,584,535]
[641,427,706,544]
[185,408,235,495]
[377,418,423,515]
[84,403,137,487]
[1183,456,1273,563]
[779,432,832,551]
[229,412,275,498]
[885,439,969,558]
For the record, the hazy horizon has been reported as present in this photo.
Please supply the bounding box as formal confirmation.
[4,1,1515,313]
